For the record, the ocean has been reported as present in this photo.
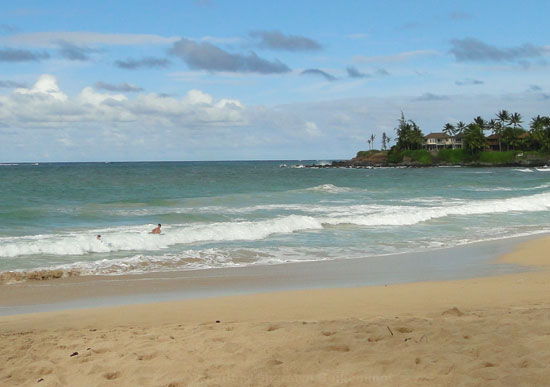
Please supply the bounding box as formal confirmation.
[1,161,549,280]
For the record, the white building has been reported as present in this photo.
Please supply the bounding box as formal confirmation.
[423,132,462,150]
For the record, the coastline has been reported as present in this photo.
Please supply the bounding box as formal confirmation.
[1,235,550,385]
[0,233,538,315]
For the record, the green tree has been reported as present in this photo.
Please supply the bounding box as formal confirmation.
[463,123,487,154]
[510,112,523,129]
[370,133,376,150]
[501,127,524,150]
[443,123,455,136]
[456,121,466,134]
[395,112,424,150]
[473,116,487,131]
[530,115,550,152]
[381,132,389,150]
[495,110,511,151]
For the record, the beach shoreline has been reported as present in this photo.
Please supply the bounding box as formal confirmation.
[0,233,541,316]
[1,235,550,385]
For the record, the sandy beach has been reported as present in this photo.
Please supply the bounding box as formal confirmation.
[1,236,550,386]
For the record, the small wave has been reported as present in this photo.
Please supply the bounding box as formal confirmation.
[306,184,352,194]
[536,167,550,172]
[290,164,306,168]
[514,168,534,173]
[0,163,18,166]
[469,183,550,192]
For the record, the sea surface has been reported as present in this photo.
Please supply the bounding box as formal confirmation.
[1,161,549,279]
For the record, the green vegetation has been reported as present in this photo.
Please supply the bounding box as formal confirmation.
[355,150,382,159]
[388,149,434,164]
[394,112,424,151]
[359,111,550,166]
[462,123,487,154]
[436,149,471,163]
[477,151,519,164]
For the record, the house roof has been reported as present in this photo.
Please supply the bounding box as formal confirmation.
[424,132,450,139]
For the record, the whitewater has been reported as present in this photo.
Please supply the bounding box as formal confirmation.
[1,161,549,278]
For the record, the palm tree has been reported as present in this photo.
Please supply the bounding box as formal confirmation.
[487,119,497,132]
[473,116,486,131]
[381,132,389,150]
[495,110,510,151]
[530,115,550,152]
[463,123,487,154]
[443,123,455,137]
[510,112,523,129]
[456,121,466,134]
[367,138,372,150]
[370,133,376,150]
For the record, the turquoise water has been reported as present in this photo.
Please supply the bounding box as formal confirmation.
[1,161,549,277]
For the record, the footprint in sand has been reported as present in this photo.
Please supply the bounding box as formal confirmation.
[103,371,120,380]
[137,352,158,361]
[368,336,384,342]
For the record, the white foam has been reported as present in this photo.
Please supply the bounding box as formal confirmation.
[323,191,550,226]
[18,227,550,277]
[0,216,324,258]
[2,191,550,258]
[306,184,352,194]
[469,183,550,192]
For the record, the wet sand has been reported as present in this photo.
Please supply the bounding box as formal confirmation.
[1,236,550,386]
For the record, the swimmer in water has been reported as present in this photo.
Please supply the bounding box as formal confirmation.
[96,234,101,241]
[152,224,161,234]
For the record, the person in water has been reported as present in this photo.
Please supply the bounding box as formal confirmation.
[152,224,162,234]
[96,234,101,241]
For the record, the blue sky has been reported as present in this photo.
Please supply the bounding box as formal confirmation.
[0,0,549,161]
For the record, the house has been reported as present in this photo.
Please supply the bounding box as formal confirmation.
[487,132,529,151]
[423,133,462,150]
[487,134,499,151]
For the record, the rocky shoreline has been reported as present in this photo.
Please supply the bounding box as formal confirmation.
[304,157,550,169]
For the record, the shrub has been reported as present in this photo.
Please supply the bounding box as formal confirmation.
[355,150,381,159]
[387,148,403,163]
[403,150,433,164]
[388,149,433,164]
[437,149,470,163]
[477,151,518,164]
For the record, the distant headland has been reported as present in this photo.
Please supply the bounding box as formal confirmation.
[313,111,550,168]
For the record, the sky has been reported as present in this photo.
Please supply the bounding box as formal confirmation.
[0,0,549,162]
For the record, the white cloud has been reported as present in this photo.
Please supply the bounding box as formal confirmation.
[0,74,247,129]
[3,74,550,162]
[14,74,67,101]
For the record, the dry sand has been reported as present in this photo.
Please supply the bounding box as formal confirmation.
[1,237,550,386]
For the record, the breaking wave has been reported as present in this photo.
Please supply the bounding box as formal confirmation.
[1,191,550,259]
